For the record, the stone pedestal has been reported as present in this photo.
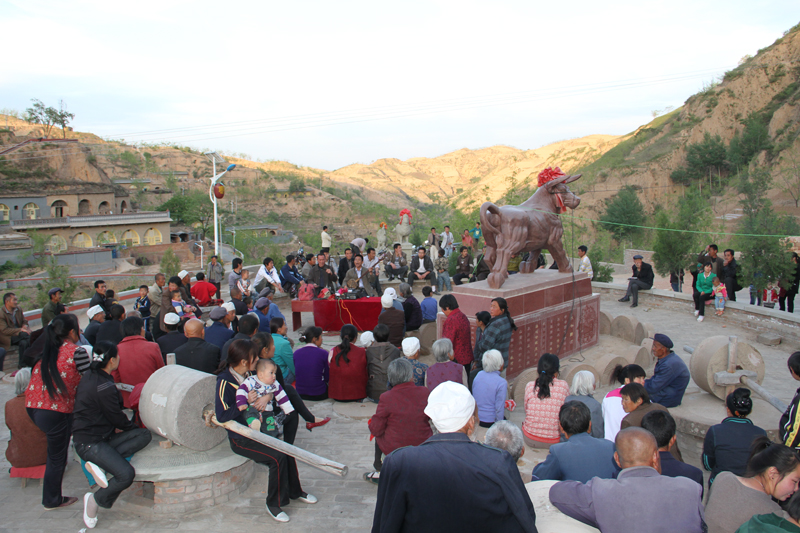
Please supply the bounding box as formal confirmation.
[401,242,414,261]
[445,270,600,379]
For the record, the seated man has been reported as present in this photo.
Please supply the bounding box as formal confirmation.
[252,296,283,333]
[190,272,221,307]
[383,243,408,282]
[156,313,188,360]
[532,401,618,483]
[641,410,703,496]
[83,305,105,346]
[0,292,32,368]
[308,252,337,294]
[549,427,704,533]
[343,254,377,296]
[279,255,305,297]
[372,382,537,532]
[229,288,249,316]
[175,318,221,374]
[95,303,126,345]
[484,420,526,464]
[204,306,235,350]
[398,283,422,331]
[644,333,690,408]
[301,253,316,280]
[408,247,434,288]
[618,254,654,308]
[112,316,165,408]
[378,294,406,348]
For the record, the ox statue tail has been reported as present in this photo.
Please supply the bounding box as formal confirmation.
[480,202,502,268]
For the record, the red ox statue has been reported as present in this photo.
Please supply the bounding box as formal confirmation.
[480,168,582,289]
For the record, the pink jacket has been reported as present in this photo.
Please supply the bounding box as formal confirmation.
[522,378,569,442]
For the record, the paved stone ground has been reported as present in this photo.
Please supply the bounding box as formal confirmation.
[1,289,797,531]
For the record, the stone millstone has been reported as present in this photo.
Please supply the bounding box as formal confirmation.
[599,311,613,335]
[139,365,227,451]
[756,332,782,346]
[611,315,639,344]
[512,368,540,407]
[634,322,655,346]
[689,336,765,400]
[624,345,652,369]
[596,353,629,387]
[561,363,601,390]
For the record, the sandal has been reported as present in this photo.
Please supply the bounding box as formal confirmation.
[363,472,380,485]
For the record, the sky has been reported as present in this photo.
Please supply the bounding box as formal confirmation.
[2,0,799,170]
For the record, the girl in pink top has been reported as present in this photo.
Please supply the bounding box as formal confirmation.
[522,353,569,448]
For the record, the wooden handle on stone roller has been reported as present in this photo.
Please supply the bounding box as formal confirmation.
[203,411,348,478]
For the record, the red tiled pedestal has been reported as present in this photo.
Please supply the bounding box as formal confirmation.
[440,270,600,380]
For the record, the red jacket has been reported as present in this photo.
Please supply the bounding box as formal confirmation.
[369,381,432,456]
[112,335,165,408]
[442,308,474,365]
[191,280,218,306]
[328,345,368,401]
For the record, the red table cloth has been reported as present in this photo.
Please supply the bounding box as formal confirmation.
[313,297,383,332]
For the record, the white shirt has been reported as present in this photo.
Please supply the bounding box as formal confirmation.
[253,265,281,288]
[416,257,427,273]
[578,255,593,279]
[602,389,626,442]
[351,238,366,250]
[354,267,364,287]
[441,231,453,247]
[363,255,380,274]
[321,231,331,248]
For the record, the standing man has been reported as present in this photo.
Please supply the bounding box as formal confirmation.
[470,222,483,253]
[372,382,537,532]
[363,247,383,296]
[428,227,440,257]
[41,288,65,327]
[644,334,690,408]
[383,243,408,282]
[577,245,593,280]
[228,258,243,295]
[439,294,473,370]
[338,248,354,285]
[0,293,31,369]
[408,247,434,289]
[149,273,166,334]
[441,225,454,258]
[722,248,739,302]
[618,254,654,308]
[90,280,110,319]
[321,225,331,254]
[698,244,724,277]
[206,255,225,299]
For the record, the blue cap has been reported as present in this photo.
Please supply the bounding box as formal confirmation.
[652,333,673,349]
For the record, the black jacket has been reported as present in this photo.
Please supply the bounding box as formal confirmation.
[781,387,800,449]
[631,262,654,287]
[72,369,137,446]
[95,320,124,346]
[157,331,188,360]
[721,258,741,291]
[230,298,249,316]
[338,257,354,285]
[409,255,434,274]
[84,319,102,346]
[175,337,221,374]
[90,292,110,318]
[221,332,251,364]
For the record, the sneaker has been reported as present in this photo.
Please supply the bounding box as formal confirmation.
[266,505,290,523]
[83,493,98,529]
[85,462,109,489]
[248,419,262,431]
[694,310,700,317]
[296,492,318,504]
[697,316,704,322]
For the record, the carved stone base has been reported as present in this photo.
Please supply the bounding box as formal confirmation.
[441,270,600,379]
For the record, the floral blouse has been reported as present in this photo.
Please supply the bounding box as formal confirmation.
[25,341,85,413]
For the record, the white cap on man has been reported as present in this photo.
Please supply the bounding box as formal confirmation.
[87,305,104,319]
[424,382,476,434]
[178,270,189,279]
[402,337,420,357]
[164,313,181,325]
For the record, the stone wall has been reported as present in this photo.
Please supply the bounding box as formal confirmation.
[128,241,197,264]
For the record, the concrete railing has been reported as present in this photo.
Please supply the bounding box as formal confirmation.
[10,211,172,228]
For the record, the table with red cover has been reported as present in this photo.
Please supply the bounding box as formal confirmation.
[312,297,383,332]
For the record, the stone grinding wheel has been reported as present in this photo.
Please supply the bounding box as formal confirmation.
[623,345,652,369]
[689,335,765,400]
[611,315,639,344]
[598,311,613,335]
[597,354,630,387]
[562,364,601,390]
[139,365,227,451]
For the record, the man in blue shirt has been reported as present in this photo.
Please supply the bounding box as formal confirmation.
[420,286,438,323]
[279,255,305,297]
[252,296,283,333]
[204,305,235,350]
[532,401,618,483]
[644,334,690,408]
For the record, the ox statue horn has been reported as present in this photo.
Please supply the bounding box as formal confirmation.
[480,167,582,290]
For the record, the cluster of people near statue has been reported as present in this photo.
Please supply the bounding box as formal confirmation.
[6,226,800,532]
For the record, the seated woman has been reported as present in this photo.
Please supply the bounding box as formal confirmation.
[365,359,432,485]
[365,324,402,401]
[72,342,152,529]
[602,363,646,442]
[425,338,467,391]
[736,490,800,532]
[472,350,507,428]
[216,339,317,523]
[328,325,368,402]
[270,317,296,384]
[251,333,329,439]
[704,388,767,485]
[620,383,681,461]
[705,436,800,533]
[565,370,604,439]
[522,353,568,449]
[5,368,47,469]
[292,327,329,401]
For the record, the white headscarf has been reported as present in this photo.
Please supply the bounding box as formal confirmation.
[424,382,476,433]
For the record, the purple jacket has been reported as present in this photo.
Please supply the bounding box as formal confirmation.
[293,345,329,396]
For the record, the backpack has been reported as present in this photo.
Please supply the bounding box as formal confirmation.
[298,283,317,301]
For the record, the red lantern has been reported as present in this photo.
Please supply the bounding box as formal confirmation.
[214,183,225,199]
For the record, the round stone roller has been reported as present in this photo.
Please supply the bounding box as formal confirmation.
[599,311,613,335]
[611,315,639,343]
[139,365,226,451]
[623,345,653,369]
[689,336,765,400]
[562,364,601,390]
[596,354,629,387]
[512,368,540,407]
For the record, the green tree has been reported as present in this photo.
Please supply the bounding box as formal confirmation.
[734,167,798,292]
[670,133,728,188]
[157,192,218,239]
[35,256,79,308]
[160,248,181,279]
[599,185,646,242]
[53,100,75,139]
[652,188,711,278]
[22,230,50,269]
[728,114,773,170]
[25,99,57,137]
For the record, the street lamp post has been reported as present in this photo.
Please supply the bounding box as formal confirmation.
[204,152,236,257]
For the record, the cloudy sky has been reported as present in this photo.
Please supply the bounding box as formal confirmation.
[2,0,798,170]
